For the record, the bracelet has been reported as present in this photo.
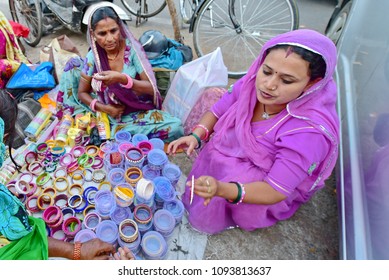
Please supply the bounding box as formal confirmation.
[71,170,85,185]
[68,184,83,196]
[92,169,106,183]
[77,154,90,167]
[50,227,66,241]
[54,166,67,178]
[113,184,134,207]
[137,140,153,156]
[83,205,96,217]
[68,194,83,209]
[228,182,242,204]
[25,195,40,213]
[121,73,134,89]
[133,204,153,224]
[54,193,69,209]
[59,153,74,167]
[15,180,31,195]
[91,156,104,169]
[18,172,33,184]
[237,184,246,205]
[125,147,144,165]
[109,151,123,165]
[28,161,44,175]
[42,205,62,227]
[193,124,210,141]
[119,219,138,243]
[70,146,86,158]
[54,176,69,192]
[118,142,134,155]
[98,181,112,192]
[62,207,76,219]
[85,145,99,157]
[42,187,57,201]
[62,216,82,238]
[25,151,37,166]
[36,172,52,187]
[90,99,98,112]
[37,193,54,210]
[84,168,93,182]
[189,133,201,149]
[26,182,38,197]
[124,167,143,186]
[83,211,101,231]
[83,186,99,204]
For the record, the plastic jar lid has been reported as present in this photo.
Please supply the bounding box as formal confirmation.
[147,149,168,170]
[149,138,165,150]
[74,229,97,243]
[96,220,118,244]
[132,133,148,146]
[94,190,116,217]
[108,168,125,186]
[118,142,134,155]
[153,176,176,202]
[162,163,181,184]
[153,209,176,236]
[163,198,184,223]
[115,130,132,143]
[141,231,168,259]
[110,206,133,225]
[142,165,161,180]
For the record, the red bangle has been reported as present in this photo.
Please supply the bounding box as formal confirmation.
[121,73,134,89]
[62,216,82,237]
[193,124,210,141]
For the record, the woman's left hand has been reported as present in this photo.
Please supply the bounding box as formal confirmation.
[94,71,121,86]
[186,176,219,206]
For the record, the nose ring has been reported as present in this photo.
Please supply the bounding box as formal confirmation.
[271,86,276,91]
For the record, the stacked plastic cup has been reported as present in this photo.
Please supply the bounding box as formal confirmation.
[163,198,185,225]
[152,209,176,239]
[153,176,176,209]
[142,164,161,180]
[94,190,117,219]
[110,206,133,225]
[141,231,168,260]
[162,163,181,187]
[96,220,119,246]
[147,149,168,171]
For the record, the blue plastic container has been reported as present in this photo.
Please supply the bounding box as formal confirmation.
[163,198,185,225]
[96,220,119,246]
[153,209,176,238]
[141,231,168,260]
[162,163,181,187]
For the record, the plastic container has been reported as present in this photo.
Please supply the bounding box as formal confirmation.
[163,198,185,225]
[147,149,168,171]
[132,133,148,146]
[142,164,161,180]
[74,229,97,243]
[108,167,126,186]
[113,183,135,208]
[110,206,133,225]
[149,138,165,150]
[104,152,124,171]
[136,178,156,202]
[141,231,168,260]
[153,209,176,238]
[94,190,117,219]
[96,220,119,246]
[153,176,176,205]
[115,130,132,143]
[137,220,154,236]
[118,232,141,255]
[162,163,181,187]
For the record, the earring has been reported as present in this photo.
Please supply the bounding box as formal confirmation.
[93,37,97,42]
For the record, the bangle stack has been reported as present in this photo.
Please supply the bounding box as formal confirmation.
[228,182,246,205]
[121,73,134,89]
[188,133,201,149]
[119,219,138,243]
[192,124,210,141]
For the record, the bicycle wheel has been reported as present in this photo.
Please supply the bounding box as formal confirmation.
[180,0,199,24]
[121,0,166,18]
[193,0,299,78]
[9,0,42,47]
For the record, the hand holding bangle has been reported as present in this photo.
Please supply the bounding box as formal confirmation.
[166,135,199,156]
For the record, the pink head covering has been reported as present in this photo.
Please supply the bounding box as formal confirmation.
[213,29,339,180]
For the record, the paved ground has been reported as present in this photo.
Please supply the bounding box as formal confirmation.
[15,0,340,260]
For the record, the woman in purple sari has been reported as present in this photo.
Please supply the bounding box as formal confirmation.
[168,29,340,234]
[59,7,183,142]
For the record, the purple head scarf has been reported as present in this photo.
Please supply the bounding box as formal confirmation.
[212,29,339,182]
[86,7,162,115]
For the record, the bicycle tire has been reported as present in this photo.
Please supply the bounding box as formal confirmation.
[9,0,42,47]
[120,0,167,18]
[180,0,199,24]
[193,0,299,78]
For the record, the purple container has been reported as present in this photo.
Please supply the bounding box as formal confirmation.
[96,220,119,246]
[74,229,97,243]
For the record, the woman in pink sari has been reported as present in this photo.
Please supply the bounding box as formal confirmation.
[168,29,339,234]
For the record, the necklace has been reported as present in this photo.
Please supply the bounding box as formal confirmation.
[107,41,121,61]
[262,103,282,120]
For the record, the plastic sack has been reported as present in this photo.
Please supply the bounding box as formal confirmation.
[6,62,56,90]
[162,47,228,124]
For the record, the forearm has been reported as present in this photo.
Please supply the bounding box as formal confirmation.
[216,181,286,205]
[118,73,154,96]
[48,237,74,259]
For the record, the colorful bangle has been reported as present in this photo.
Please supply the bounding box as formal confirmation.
[137,140,153,155]
[54,176,69,192]
[121,73,134,89]
[54,166,67,178]
[37,193,54,210]
[133,204,153,224]
[28,161,44,175]
[90,99,98,112]
[42,187,57,201]
[193,124,210,141]
[36,172,52,187]
[42,205,62,226]
[18,172,33,184]
[98,181,112,192]
[92,169,106,183]
[84,168,93,182]
[124,167,143,186]
[86,145,99,157]
[83,205,96,217]
[237,183,246,205]
[26,182,38,197]
[91,156,104,169]
[54,193,69,209]
[189,132,201,149]
[119,219,138,243]
[228,182,242,204]
[25,195,40,213]
[70,146,86,158]
[125,147,144,165]
[83,211,101,231]
[59,153,74,167]
[62,207,76,219]
[71,170,85,185]
[50,227,66,241]
[25,151,37,166]
[68,184,83,196]
[83,156,95,169]
[68,194,83,209]
[15,180,31,195]
[62,216,82,238]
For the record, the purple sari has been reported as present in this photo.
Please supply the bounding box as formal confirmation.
[184,29,340,234]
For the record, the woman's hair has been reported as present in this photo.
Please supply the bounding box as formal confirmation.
[0,90,20,169]
[267,44,326,81]
[90,7,121,30]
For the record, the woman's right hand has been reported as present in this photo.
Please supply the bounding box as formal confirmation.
[167,135,199,156]
[104,103,125,119]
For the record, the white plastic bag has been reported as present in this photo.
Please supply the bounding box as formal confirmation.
[162,47,228,123]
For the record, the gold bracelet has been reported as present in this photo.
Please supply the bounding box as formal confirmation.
[67,183,83,196]
[119,219,139,243]
[124,167,143,186]
[98,181,112,191]
[54,176,69,192]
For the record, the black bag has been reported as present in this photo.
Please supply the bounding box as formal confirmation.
[175,44,193,63]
